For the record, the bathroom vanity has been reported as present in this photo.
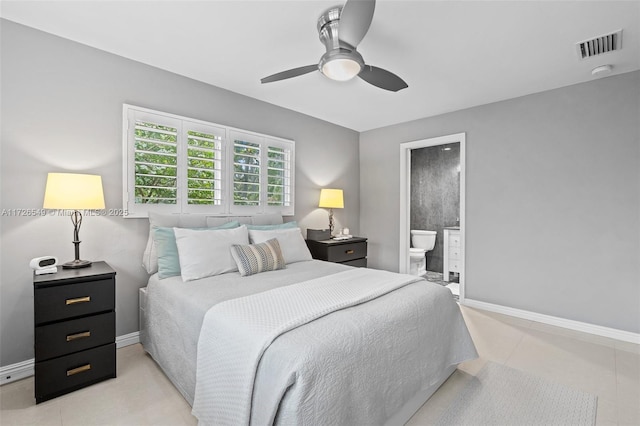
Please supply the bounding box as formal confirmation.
[443,227,461,282]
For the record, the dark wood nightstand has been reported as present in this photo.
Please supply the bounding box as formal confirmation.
[33,261,116,403]
[306,237,368,267]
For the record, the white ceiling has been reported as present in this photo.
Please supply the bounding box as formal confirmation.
[2,1,639,132]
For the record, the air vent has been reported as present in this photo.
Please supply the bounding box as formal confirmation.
[576,30,622,59]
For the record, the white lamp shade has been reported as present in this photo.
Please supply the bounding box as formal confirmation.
[318,188,344,209]
[43,173,105,210]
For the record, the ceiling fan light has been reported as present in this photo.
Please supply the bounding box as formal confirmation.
[322,58,361,81]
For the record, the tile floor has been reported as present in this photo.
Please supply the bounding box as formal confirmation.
[424,271,456,287]
[1,305,638,425]
[425,271,459,300]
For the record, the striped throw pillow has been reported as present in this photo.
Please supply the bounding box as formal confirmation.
[230,238,286,277]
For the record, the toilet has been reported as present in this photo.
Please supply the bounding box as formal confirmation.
[410,230,437,276]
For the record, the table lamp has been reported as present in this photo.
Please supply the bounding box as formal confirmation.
[318,188,344,236]
[43,172,105,269]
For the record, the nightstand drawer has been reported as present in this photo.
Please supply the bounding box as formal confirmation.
[35,278,115,324]
[35,343,116,404]
[341,258,367,268]
[35,312,115,361]
[326,241,367,263]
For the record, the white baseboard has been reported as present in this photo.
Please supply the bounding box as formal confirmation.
[0,359,34,386]
[0,331,140,386]
[116,331,140,348]
[463,298,640,344]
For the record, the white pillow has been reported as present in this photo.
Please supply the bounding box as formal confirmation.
[142,213,209,274]
[174,225,249,282]
[248,227,312,264]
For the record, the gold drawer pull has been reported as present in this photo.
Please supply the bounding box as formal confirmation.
[345,249,355,254]
[66,296,91,305]
[66,331,91,342]
[67,364,91,376]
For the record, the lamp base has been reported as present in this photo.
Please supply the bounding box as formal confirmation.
[62,259,92,269]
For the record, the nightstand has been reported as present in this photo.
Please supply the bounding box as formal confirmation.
[33,261,116,403]
[306,237,368,267]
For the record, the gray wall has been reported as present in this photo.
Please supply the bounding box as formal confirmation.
[410,143,460,273]
[361,70,640,333]
[0,20,360,366]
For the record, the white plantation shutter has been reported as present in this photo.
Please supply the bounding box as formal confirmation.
[265,138,293,211]
[182,122,225,214]
[123,105,294,217]
[134,121,178,204]
[231,132,262,211]
[125,109,182,217]
[229,132,294,215]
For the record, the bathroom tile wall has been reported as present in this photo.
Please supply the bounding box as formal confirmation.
[410,143,460,273]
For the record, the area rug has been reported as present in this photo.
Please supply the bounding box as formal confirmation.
[436,362,597,426]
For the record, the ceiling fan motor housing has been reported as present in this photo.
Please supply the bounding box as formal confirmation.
[317,6,364,80]
[318,7,346,50]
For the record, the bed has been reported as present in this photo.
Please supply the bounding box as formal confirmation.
[139,213,477,425]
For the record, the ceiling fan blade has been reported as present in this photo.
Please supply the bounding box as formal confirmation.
[358,65,408,92]
[338,0,376,48]
[261,65,318,84]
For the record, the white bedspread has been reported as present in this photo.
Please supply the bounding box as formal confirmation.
[191,268,477,425]
[144,260,353,404]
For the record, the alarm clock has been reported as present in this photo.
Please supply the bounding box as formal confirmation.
[29,256,58,275]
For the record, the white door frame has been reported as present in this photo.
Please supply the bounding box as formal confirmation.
[399,132,466,301]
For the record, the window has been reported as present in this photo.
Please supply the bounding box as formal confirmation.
[133,120,178,206]
[123,105,294,217]
[229,132,293,214]
[266,141,292,207]
[233,137,261,207]
[184,124,224,209]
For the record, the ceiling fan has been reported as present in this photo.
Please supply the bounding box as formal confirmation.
[260,0,408,92]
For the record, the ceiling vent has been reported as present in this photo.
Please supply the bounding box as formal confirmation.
[576,30,622,60]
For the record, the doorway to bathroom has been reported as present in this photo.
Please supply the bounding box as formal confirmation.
[399,133,466,301]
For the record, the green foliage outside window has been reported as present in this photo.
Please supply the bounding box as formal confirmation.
[234,141,260,205]
[134,121,290,208]
[134,122,178,204]
[126,106,294,216]
[267,147,286,205]
[135,124,222,205]
[186,130,220,205]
